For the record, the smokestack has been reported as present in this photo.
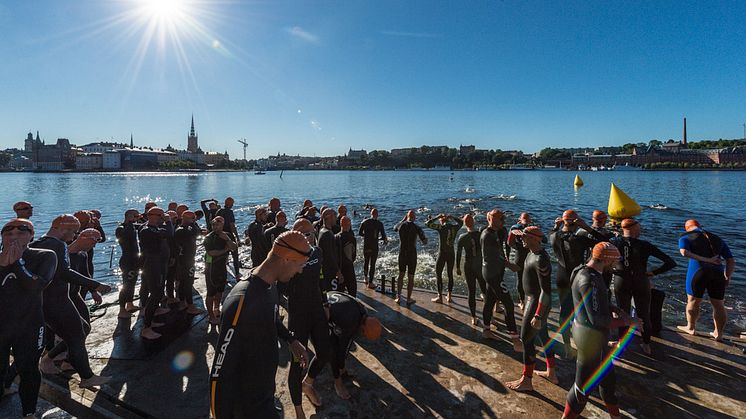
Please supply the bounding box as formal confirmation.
[683,117,687,146]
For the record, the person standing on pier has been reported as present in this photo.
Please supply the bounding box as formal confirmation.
[267,197,282,225]
[204,216,237,326]
[507,212,535,310]
[318,208,341,292]
[676,219,736,342]
[138,207,174,340]
[247,206,270,268]
[264,211,289,244]
[216,197,241,279]
[358,208,387,289]
[210,231,311,419]
[200,198,220,230]
[336,216,357,296]
[393,210,427,305]
[426,213,463,304]
[174,211,203,314]
[456,214,487,325]
[115,209,142,318]
[610,219,676,354]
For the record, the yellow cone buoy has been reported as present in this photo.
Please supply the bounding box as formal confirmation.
[573,175,584,187]
[608,183,641,219]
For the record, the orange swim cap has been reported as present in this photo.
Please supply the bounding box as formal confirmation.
[684,219,700,231]
[620,218,639,229]
[12,201,32,211]
[147,206,164,216]
[3,218,34,234]
[360,316,382,341]
[592,210,607,221]
[52,214,81,230]
[292,218,314,233]
[74,210,91,225]
[519,225,544,240]
[406,210,416,220]
[463,214,474,229]
[321,208,336,220]
[181,210,196,220]
[271,231,312,262]
[340,216,351,230]
[487,209,504,222]
[591,242,621,262]
[562,210,578,221]
[78,228,102,242]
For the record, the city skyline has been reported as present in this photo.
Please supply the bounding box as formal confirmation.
[1,1,745,159]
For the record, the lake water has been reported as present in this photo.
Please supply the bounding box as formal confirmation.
[2,170,743,333]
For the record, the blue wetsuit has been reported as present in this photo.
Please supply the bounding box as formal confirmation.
[679,228,732,300]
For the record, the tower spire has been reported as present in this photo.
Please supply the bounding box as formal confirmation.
[683,117,687,146]
[130,133,134,148]
[190,114,195,137]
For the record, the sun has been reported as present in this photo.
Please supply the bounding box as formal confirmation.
[139,0,186,21]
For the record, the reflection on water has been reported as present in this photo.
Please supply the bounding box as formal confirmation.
[0,170,743,332]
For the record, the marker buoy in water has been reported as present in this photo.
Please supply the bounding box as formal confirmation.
[608,183,641,219]
[573,174,584,187]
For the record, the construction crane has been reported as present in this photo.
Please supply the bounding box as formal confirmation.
[237,138,249,161]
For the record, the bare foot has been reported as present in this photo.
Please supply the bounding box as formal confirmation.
[394,295,401,304]
[536,370,559,385]
[471,317,478,326]
[302,382,322,406]
[431,295,443,304]
[367,282,376,289]
[482,329,499,341]
[141,327,162,340]
[709,331,724,342]
[446,292,452,303]
[511,336,524,353]
[125,304,140,313]
[79,374,111,389]
[118,309,133,319]
[335,380,351,400]
[676,325,696,335]
[506,376,534,392]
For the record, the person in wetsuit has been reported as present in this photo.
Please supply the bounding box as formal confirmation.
[204,216,237,325]
[12,201,34,220]
[138,207,174,340]
[284,218,332,419]
[394,210,428,305]
[31,215,111,388]
[318,208,341,293]
[358,208,387,289]
[216,197,241,279]
[578,210,616,298]
[164,210,179,303]
[456,214,487,325]
[426,213,463,304]
[550,209,604,358]
[563,242,635,419]
[264,211,288,244]
[174,211,203,314]
[200,198,220,231]
[336,216,357,296]
[209,231,311,419]
[305,290,382,401]
[115,209,142,318]
[506,226,558,392]
[86,209,106,277]
[507,212,535,309]
[0,219,56,419]
[247,206,270,268]
[480,209,522,349]
[676,219,736,342]
[610,218,676,354]
[266,197,282,225]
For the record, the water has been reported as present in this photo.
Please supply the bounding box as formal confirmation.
[2,170,744,333]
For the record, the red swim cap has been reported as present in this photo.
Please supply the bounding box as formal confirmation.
[463,214,474,229]
[52,214,81,230]
[361,316,382,341]
[562,210,578,221]
[271,231,312,262]
[685,219,700,231]
[592,210,607,221]
[620,218,639,229]
[592,242,621,262]
[340,216,351,229]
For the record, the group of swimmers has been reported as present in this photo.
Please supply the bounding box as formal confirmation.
[0,197,736,418]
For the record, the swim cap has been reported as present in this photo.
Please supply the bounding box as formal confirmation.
[181,210,196,220]
[340,216,351,230]
[406,210,416,220]
[685,219,700,231]
[592,210,607,221]
[487,209,504,222]
[271,231,312,262]
[562,210,578,221]
[303,199,313,208]
[147,207,164,216]
[620,218,639,229]
[292,218,313,233]
[225,197,234,206]
[371,208,379,217]
[78,228,102,242]
[591,242,621,262]
[519,225,544,240]
[13,201,32,211]
[167,202,178,211]
[321,208,336,220]
[463,214,474,229]
[361,316,382,341]
[2,218,34,234]
[52,214,81,230]
[212,216,225,224]
[176,204,189,216]
[74,210,91,225]
[276,211,287,222]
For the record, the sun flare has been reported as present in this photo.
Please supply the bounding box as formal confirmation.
[140,0,185,21]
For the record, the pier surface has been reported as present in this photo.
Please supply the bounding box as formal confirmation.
[3,278,744,418]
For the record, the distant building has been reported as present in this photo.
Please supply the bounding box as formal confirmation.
[347,148,367,160]
[28,134,76,171]
[81,142,127,154]
[391,147,417,156]
[103,151,122,170]
[9,155,33,170]
[120,148,159,170]
[459,144,476,155]
[203,151,229,166]
[76,153,103,170]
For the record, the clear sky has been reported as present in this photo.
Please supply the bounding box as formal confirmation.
[1,0,745,159]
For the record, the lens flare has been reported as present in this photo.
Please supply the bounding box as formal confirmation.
[172,350,195,372]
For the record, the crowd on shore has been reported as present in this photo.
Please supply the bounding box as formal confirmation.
[0,196,736,418]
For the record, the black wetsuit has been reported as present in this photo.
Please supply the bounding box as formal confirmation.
[550,228,602,353]
[30,236,100,379]
[507,223,531,303]
[200,199,219,230]
[209,275,294,418]
[85,224,106,279]
[394,220,427,275]
[165,224,178,299]
[174,222,201,305]
[358,217,386,282]
[138,221,174,328]
[336,230,357,296]
[216,207,241,275]
[579,226,615,296]
[610,236,676,344]
[286,247,331,406]
[263,224,288,245]
[309,291,365,380]
[425,216,463,295]
[520,249,555,369]
[115,221,141,310]
[0,248,56,417]
[456,230,487,317]
[480,226,517,333]
[566,265,625,417]
[318,227,339,292]
[204,232,229,297]
[247,220,270,268]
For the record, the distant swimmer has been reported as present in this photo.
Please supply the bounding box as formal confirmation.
[336,216,357,296]
[0,218,56,418]
[204,216,237,326]
[137,207,174,340]
[358,208,387,289]
[115,209,141,318]
[12,201,34,219]
[304,291,382,401]
[676,219,736,342]
[174,211,204,314]
[480,209,522,350]
[610,219,676,354]
[506,226,557,392]
[562,242,636,419]
[425,213,463,304]
[393,210,428,304]
[456,214,487,325]
[209,231,311,419]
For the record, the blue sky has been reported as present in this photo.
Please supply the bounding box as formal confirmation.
[1,0,745,159]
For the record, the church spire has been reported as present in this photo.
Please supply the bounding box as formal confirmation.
[190,114,195,137]
[35,131,40,141]
[130,133,134,148]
